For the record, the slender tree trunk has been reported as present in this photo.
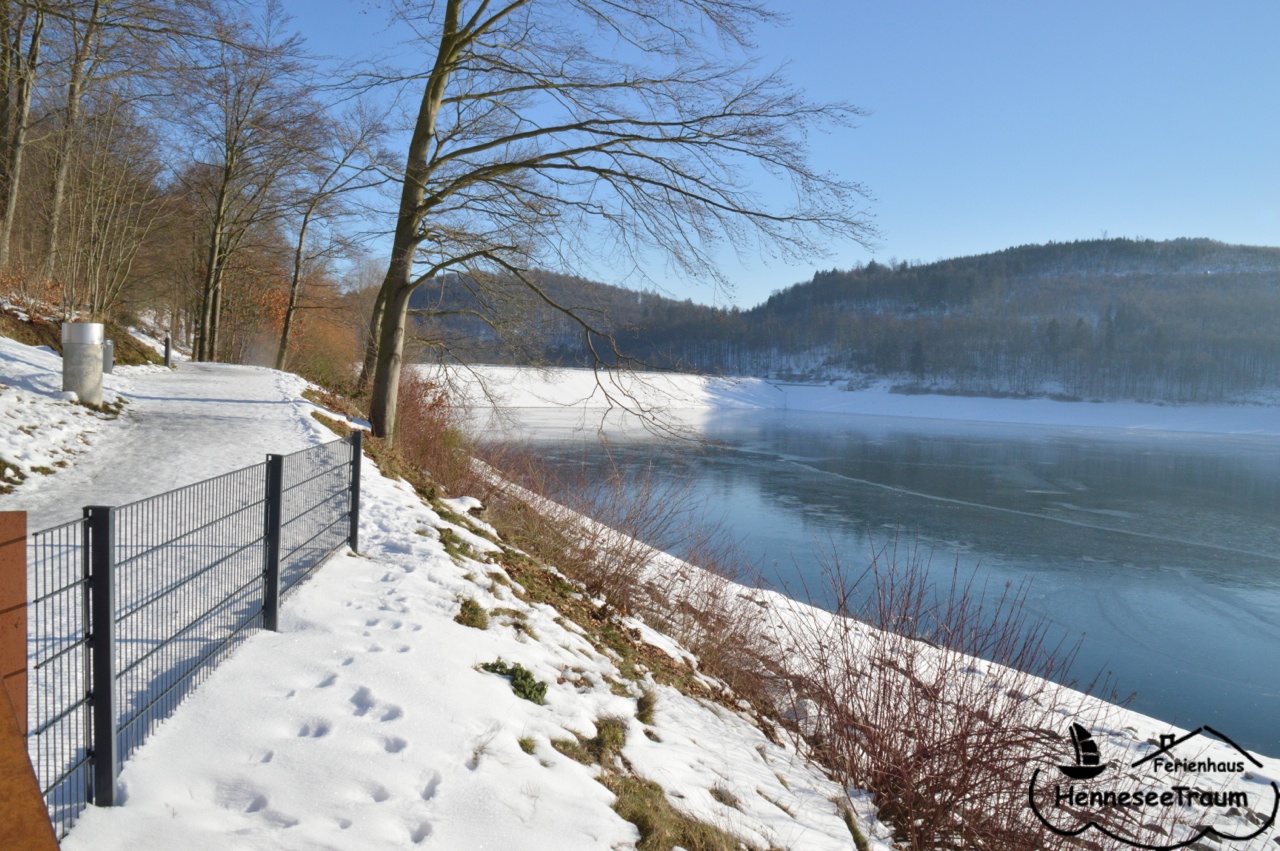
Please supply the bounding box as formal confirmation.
[210,279,223,362]
[0,7,42,271]
[357,283,387,392]
[42,0,100,283]
[275,211,312,370]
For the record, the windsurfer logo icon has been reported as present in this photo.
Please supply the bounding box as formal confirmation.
[1058,722,1108,780]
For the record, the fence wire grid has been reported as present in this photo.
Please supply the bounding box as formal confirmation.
[25,433,361,838]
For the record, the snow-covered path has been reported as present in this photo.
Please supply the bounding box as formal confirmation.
[7,359,321,529]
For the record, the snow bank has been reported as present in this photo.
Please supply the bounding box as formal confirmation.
[435,364,1280,436]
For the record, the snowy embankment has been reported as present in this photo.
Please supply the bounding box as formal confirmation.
[439,364,1280,436]
[1,335,883,850]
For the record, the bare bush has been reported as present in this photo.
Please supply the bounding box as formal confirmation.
[477,445,782,705]
[774,544,1093,850]
[769,542,1214,851]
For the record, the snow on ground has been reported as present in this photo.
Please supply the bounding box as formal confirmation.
[2,336,882,850]
[437,364,1280,436]
[0,334,333,528]
[6,338,1280,849]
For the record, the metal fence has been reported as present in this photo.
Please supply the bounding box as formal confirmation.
[26,432,362,838]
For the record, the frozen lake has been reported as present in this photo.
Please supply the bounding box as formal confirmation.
[481,404,1280,756]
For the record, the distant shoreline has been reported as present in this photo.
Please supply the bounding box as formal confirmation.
[432,365,1280,438]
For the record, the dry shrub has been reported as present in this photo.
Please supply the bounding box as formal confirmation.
[775,544,1195,851]
[479,446,780,706]
[396,369,489,496]
[288,313,363,393]
[0,267,61,317]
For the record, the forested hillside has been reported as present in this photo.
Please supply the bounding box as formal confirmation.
[427,239,1280,404]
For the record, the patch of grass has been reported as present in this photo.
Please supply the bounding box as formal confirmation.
[606,774,744,851]
[758,789,793,817]
[492,607,538,640]
[311,411,352,437]
[636,688,657,725]
[709,785,740,810]
[80,396,126,417]
[438,527,474,562]
[552,715,629,766]
[302,386,364,420]
[833,797,871,851]
[0,458,25,494]
[103,321,162,366]
[454,598,489,630]
[479,659,547,705]
[29,465,54,475]
[0,309,61,350]
[518,736,536,755]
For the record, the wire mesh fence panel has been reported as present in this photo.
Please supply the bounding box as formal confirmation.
[110,461,269,768]
[279,439,354,598]
[24,435,359,833]
[27,517,91,838]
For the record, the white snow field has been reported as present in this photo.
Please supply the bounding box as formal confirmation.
[5,336,1280,850]
[439,364,1280,436]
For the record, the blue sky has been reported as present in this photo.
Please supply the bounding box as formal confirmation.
[287,0,1280,307]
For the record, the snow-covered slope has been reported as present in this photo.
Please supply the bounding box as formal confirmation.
[1,336,885,850]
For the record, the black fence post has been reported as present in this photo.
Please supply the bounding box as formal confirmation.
[263,455,284,632]
[348,430,362,554]
[85,505,117,807]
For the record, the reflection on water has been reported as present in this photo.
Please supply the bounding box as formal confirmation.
[481,407,1280,756]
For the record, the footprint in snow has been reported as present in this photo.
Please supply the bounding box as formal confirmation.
[410,821,433,843]
[420,771,442,801]
[384,736,408,753]
[297,720,331,738]
[316,673,337,688]
[350,686,375,717]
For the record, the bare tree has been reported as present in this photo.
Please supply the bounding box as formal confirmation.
[275,101,391,371]
[362,0,874,442]
[176,0,316,362]
[55,98,165,318]
[0,0,43,270]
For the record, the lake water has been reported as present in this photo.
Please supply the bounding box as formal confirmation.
[483,407,1280,756]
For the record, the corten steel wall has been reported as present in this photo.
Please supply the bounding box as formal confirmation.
[1,511,27,726]
[24,433,362,838]
[0,510,60,850]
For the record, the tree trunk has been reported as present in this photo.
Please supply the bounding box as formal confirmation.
[275,211,312,371]
[357,283,387,392]
[41,0,100,284]
[367,0,460,440]
[0,7,42,272]
[368,244,420,441]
